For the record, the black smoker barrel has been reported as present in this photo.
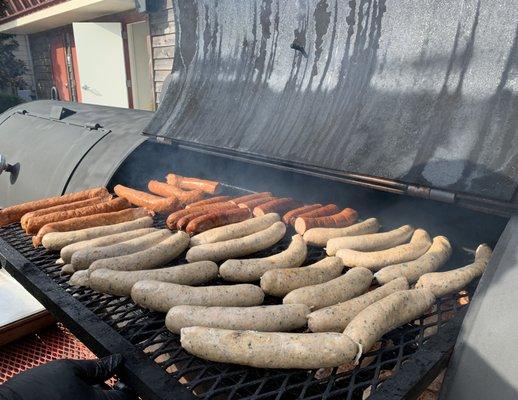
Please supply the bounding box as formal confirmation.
[0,0,517,399]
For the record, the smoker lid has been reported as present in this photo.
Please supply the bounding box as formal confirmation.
[144,0,518,203]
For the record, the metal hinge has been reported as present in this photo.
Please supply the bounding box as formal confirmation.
[406,185,456,203]
[121,30,128,40]
[126,80,132,88]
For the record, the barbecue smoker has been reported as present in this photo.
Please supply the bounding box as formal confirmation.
[0,0,517,399]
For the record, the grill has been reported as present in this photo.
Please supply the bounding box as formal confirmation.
[0,0,517,398]
[0,181,504,400]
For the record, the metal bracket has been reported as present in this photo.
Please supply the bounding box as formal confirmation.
[15,110,110,134]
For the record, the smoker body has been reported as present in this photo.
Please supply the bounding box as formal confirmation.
[0,0,517,398]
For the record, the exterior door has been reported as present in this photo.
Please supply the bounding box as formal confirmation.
[49,28,81,102]
[127,21,154,111]
[72,22,129,108]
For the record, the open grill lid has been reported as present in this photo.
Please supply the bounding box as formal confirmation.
[144,0,518,204]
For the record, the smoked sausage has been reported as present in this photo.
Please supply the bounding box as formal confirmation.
[114,184,179,213]
[166,173,220,194]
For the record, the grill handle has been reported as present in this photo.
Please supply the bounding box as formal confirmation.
[0,154,13,175]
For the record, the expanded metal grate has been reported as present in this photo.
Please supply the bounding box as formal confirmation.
[0,195,474,399]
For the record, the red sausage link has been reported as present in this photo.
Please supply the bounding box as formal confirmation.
[166,173,221,194]
[282,204,322,224]
[186,208,252,235]
[229,192,272,205]
[294,208,358,234]
[148,180,205,205]
[297,204,339,219]
[253,198,302,217]
[186,196,233,209]
[166,202,237,230]
[238,196,277,211]
[114,184,180,213]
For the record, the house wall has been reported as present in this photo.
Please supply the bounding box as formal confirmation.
[12,34,35,98]
[149,0,174,105]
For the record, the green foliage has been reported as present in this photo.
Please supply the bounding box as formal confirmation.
[0,33,27,92]
[0,92,23,113]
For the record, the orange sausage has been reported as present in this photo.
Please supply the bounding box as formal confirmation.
[282,204,322,224]
[176,211,208,230]
[166,202,237,230]
[298,204,339,219]
[166,173,221,194]
[186,208,252,235]
[114,184,179,213]
[253,198,301,217]
[25,197,131,235]
[238,196,277,211]
[32,208,152,247]
[186,196,233,209]
[294,208,358,234]
[229,192,273,205]
[0,187,109,227]
[20,195,111,230]
[147,180,205,205]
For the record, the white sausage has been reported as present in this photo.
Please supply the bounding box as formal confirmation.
[131,280,265,312]
[60,227,156,264]
[374,236,452,285]
[69,270,90,287]
[71,229,171,270]
[415,244,492,297]
[186,221,286,263]
[60,264,75,275]
[307,277,409,332]
[166,304,310,333]
[89,261,218,296]
[181,327,359,369]
[336,229,432,271]
[219,235,307,282]
[42,217,154,250]
[303,218,380,247]
[283,267,373,310]
[343,288,436,352]
[326,225,414,255]
[89,231,190,271]
[260,257,344,297]
[190,213,280,246]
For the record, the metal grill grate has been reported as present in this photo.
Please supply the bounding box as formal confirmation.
[0,194,472,399]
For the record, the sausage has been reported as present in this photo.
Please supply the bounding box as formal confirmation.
[260,257,344,297]
[190,213,280,246]
[186,208,251,235]
[307,277,409,332]
[60,227,157,264]
[60,264,75,275]
[69,270,90,287]
[374,236,452,285]
[294,208,358,234]
[25,197,131,235]
[0,187,109,227]
[180,327,359,369]
[326,225,414,255]
[89,231,190,272]
[415,244,492,297]
[114,184,179,213]
[186,221,286,262]
[282,204,322,224]
[219,234,307,282]
[34,208,152,247]
[147,180,205,205]
[253,198,301,217]
[166,202,237,230]
[166,173,220,194]
[303,218,380,247]
[131,281,264,312]
[336,229,432,271]
[238,196,277,211]
[21,195,111,230]
[283,267,373,310]
[343,289,436,352]
[89,261,218,296]
[71,229,172,270]
[176,211,208,231]
[186,196,233,209]
[229,192,272,205]
[41,216,154,250]
[166,304,310,334]
[298,204,339,219]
